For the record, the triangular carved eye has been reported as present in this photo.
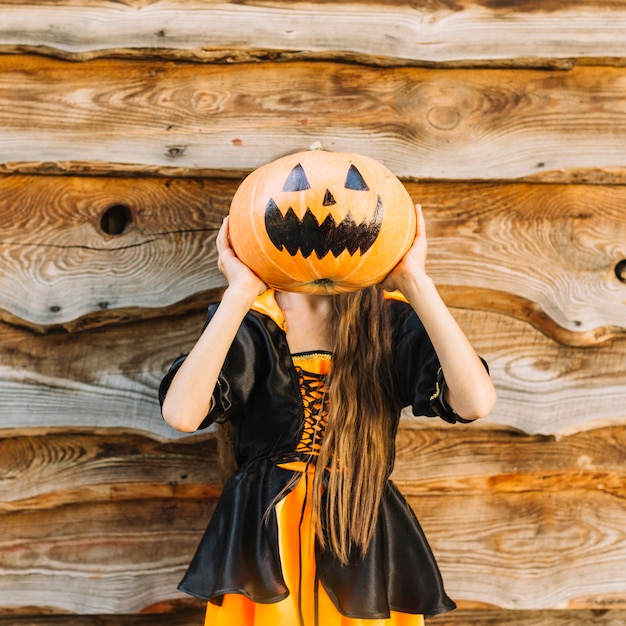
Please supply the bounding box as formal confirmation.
[345,165,369,191]
[282,164,311,192]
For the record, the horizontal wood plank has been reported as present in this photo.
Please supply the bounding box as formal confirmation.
[0,310,209,439]
[2,425,624,613]
[0,303,624,436]
[395,425,626,610]
[390,423,626,490]
[1,1,626,67]
[0,612,208,626]
[0,614,208,626]
[411,488,626,610]
[0,174,227,329]
[0,431,219,612]
[2,58,626,182]
[449,309,626,435]
[428,609,626,625]
[0,498,216,614]
[1,608,625,625]
[1,175,625,343]
[0,431,220,508]
[409,182,626,342]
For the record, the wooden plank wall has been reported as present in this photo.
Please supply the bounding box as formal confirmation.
[0,1,625,624]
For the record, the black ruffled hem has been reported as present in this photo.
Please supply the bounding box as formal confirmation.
[178,461,456,620]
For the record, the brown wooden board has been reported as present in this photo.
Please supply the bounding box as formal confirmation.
[1,58,626,182]
[401,433,626,610]
[0,175,625,344]
[0,1,626,68]
[429,609,626,625]
[2,424,625,613]
[0,175,226,329]
[448,309,626,435]
[1,608,624,625]
[0,300,623,437]
[0,430,218,613]
[0,309,209,438]
[1,608,626,625]
[391,424,626,610]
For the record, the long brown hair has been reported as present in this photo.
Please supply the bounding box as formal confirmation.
[312,286,399,563]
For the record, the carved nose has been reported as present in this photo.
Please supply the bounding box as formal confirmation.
[323,189,336,206]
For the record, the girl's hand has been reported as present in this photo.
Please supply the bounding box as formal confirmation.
[380,204,428,293]
[216,217,267,298]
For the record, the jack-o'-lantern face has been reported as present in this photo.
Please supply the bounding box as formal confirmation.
[264,162,383,260]
[228,149,416,294]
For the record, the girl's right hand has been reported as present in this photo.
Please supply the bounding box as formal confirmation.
[216,217,267,298]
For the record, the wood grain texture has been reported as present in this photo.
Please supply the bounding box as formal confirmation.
[428,609,626,625]
[1,609,625,625]
[0,296,623,437]
[390,423,626,490]
[2,57,626,182]
[0,309,209,439]
[0,175,226,329]
[0,612,206,625]
[0,431,221,508]
[2,425,624,613]
[410,182,626,342]
[397,425,626,610]
[0,0,626,67]
[449,308,626,435]
[1,175,625,343]
[0,430,218,614]
[0,497,215,613]
[411,488,626,610]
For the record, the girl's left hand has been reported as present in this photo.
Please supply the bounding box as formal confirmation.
[380,204,428,293]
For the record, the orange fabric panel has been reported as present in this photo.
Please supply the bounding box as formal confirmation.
[204,463,424,626]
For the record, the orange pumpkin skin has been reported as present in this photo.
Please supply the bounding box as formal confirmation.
[228,149,417,294]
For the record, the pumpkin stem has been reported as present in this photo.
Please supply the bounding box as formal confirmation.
[309,141,325,151]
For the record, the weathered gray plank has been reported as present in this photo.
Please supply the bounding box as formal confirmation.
[0,1,625,67]
[410,487,626,610]
[449,309,626,435]
[0,310,209,439]
[0,304,624,436]
[411,182,626,342]
[0,174,225,329]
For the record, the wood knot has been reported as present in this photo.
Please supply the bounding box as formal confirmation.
[166,145,187,158]
[426,106,461,130]
[100,205,132,235]
[615,259,626,283]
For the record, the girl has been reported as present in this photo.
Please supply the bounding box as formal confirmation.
[160,204,496,625]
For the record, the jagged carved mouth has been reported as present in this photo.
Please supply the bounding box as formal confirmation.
[264,195,383,260]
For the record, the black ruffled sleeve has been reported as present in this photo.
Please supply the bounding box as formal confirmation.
[158,303,257,430]
[390,300,489,425]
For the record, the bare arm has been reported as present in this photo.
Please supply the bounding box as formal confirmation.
[381,205,497,421]
[161,218,266,432]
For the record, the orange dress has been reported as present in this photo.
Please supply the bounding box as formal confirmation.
[203,352,424,626]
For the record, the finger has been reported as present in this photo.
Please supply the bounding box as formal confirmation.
[415,203,426,239]
[216,217,230,253]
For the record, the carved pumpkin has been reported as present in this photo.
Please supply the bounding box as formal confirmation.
[228,149,416,294]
